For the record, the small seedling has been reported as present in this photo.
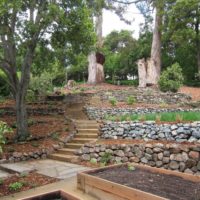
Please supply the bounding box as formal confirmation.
[159,102,168,108]
[51,132,60,140]
[90,158,97,164]
[100,162,106,167]
[128,163,136,171]
[19,172,28,178]
[0,178,3,185]
[126,96,136,105]
[155,115,161,123]
[31,141,39,147]
[9,182,23,191]
[139,114,146,121]
[100,152,112,165]
[176,114,183,122]
[109,96,117,106]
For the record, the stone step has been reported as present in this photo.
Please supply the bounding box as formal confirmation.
[75,120,97,125]
[48,154,79,163]
[57,148,77,155]
[71,138,96,144]
[77,129,99,133]
[75,133,98,139]
[65,143,83,149]
[76,124,99,129]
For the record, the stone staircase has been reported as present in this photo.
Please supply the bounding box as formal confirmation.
[48,120,99,163]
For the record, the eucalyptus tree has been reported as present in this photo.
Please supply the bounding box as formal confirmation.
[0,0,94,141]
[167,0,200,74]
[87,0,165,85]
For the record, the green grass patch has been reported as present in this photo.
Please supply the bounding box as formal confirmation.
[106,111,200,122]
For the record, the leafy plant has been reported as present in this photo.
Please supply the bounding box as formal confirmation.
[127,163,136,171]
[159,63,184,92]
[155,115,161,123]
[51,132,60,140]
[29,72,54,98]
[0,121,12,153]
[9,182,23,191]
[100,152,112,165]
[31,141,39,148]
[19,172,28,178]
[0,178,3,185]
[126,96,136,105]
[175,114,183,122]
[90,158,97,164]
[109,96,117,106]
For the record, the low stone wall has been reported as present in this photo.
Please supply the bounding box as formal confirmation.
[85,107,200,120]
[77,143,200,175]
[100,121,200,143]
[2,148,54,163]
[98,88,191,104]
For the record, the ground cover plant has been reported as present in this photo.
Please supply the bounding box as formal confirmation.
[0,172,58,197]
[0,100,69,159]
[106,111,200,122]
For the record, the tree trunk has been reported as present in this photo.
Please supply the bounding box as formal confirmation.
[137,58,147,88]
[15,91,29,141]
[88,52,97,84]
[148,4,163,85]
[195,12,200,73]
[95,9,103,48]
[96,63,105,83]
[87,8,105,84]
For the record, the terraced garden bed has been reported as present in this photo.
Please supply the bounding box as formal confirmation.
[78,164,200,200]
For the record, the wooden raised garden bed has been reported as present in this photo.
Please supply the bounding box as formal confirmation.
[77,164,200,200]
[21,190,80,200]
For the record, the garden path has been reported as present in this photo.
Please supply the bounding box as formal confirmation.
[0,159,89,180]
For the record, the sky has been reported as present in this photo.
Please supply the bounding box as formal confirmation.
[103,4,145,39]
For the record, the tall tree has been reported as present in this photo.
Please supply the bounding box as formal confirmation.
[0,0,94,141]
[168,0,200,73]
[106,0,165,85]
[87,0,105,84]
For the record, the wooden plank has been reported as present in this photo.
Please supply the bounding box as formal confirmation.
[82,173,167,200]
[133,163,200,183]
[78,163,200,200]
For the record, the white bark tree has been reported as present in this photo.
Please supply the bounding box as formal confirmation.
[87,8,105,84]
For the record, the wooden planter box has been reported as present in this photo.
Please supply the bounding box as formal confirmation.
[77,164,200,200]
[21,190,80,200]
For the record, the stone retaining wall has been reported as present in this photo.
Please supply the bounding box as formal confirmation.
[85,107,200,120]
[98,89,191,104]
[77,143,200,175]
[100,121,200,143]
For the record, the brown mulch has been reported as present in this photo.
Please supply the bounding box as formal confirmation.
[91,165,200,200]
[1,115,68,156]
[179,86,200,101]
[0,172,58,197]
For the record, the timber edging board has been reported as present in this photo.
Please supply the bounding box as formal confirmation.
[21,190,81,200]
[77,163,200,200]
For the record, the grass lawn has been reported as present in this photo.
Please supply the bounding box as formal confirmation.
[106,111,200,122]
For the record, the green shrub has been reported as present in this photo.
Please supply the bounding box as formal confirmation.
[9,182,23,191]
[52,73,66,87]
[29,72,54,98]
[0,121,12,153]
[158,63,184,92]
[0,178,3,185]
[90,158,97,164]
[100,152,112,165]
[126,96,136,105]
[0,70,10,97]
[109,96,117,106]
